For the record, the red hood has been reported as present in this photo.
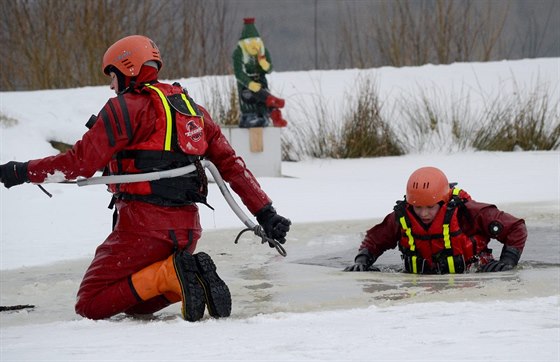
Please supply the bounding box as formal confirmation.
[122,65,158,90]
[135,65,158,84]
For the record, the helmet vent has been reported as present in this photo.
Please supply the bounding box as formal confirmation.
[411,181,431,189]
[122,59,133,69]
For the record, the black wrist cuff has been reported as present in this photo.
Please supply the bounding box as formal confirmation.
[17,162,29,183]
[500,246,521,266]
[355,249,377,266]
[256,203,275,222]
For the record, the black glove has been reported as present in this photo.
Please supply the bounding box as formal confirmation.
[479,246,521,272]
[344,249,377,271]
[0,161,29,188]
[255,204,291,245]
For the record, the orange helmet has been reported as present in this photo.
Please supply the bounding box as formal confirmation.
[102,35,162,76]
[406,167,450,206]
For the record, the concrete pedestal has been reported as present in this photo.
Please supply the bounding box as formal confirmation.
[221,126,282,177]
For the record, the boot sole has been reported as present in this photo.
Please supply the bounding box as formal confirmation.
[194,252,232,318]
[173,251,206,322]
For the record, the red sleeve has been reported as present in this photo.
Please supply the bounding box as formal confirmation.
[359,211,401,258]
[463,200,527,252]
[27,95,151,183]
[201,107,271,214]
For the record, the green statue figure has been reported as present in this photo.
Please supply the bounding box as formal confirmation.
[232,18,287,128]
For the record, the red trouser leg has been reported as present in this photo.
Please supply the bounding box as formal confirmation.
[75,229,199,320]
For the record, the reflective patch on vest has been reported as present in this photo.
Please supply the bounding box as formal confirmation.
[183,119,203,142]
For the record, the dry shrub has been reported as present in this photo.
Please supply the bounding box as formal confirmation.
[339,78,403,158]
[198,77,240,127]
[473,86,560,151]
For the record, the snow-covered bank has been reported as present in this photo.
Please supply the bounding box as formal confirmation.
[1,58,559,361]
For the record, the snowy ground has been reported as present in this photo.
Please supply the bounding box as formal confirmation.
[1,58,559,361]
[1,153,558,361]
[1,208,559,361]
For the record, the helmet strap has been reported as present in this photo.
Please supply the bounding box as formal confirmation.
[116,74,136,95]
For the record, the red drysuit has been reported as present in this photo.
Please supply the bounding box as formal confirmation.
[26,70,271,319]
[359,198,527,273]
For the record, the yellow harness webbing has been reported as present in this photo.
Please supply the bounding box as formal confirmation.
[144,84,202,151]
[145,84,173,151]
[443,187,462,273]
[399,215,418,274]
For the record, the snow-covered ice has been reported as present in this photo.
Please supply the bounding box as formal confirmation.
[1,58,559,361]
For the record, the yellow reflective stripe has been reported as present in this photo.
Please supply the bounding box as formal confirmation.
[181,93,197,116]
[443,198,456,273]
[399,216,415,252]
[412,255,418,274]
[146,84,173,151]
[443,221,455,272]
[452,187,461,196]
[447,256,456,274]
[399,215,418,273]
[443,223,452,249]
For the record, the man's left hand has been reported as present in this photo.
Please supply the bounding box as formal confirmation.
[256,204,291,245]
[479,260,514,272]
[479,246,521,272]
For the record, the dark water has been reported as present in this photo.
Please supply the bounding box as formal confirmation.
[294,224,560,270]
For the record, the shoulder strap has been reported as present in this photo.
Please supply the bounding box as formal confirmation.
[393,199,407,216]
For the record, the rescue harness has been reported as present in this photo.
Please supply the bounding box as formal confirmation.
[394,187,477,274]
[106,82,210,207]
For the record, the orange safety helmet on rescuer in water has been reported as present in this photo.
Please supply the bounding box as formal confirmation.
[102,35,162,77]
[406,166,450,206]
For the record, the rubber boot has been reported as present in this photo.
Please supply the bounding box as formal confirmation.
[270,109,288,127]
[194,252,232,318]
[131,253,205,321]
[265,94,285,109]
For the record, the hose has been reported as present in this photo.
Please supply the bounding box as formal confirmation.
[75,161,287,256]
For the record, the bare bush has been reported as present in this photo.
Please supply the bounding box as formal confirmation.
[339,78,403,158]
[196,77,240,127]
[284,76,402,160]
[282,94,342,161]
[0,0,235,91]
[292,76,559,156]
[335,0,510,69]
[396,87,479,152]
[473,86,560,151]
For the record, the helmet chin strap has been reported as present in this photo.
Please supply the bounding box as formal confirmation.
[116,62,157,94]
[117,75,136,95]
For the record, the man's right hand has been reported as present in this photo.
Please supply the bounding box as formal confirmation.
[0,161,29,188]
[344,250,376,272]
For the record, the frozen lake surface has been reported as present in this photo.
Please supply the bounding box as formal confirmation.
[2,202,558,328]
